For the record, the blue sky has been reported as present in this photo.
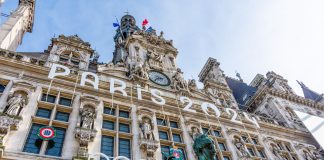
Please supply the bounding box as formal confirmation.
[1,0,324,96]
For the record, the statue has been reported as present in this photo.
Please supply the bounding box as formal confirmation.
[172,68,188,91]
[193,134,217,160]
[271,144,283,160]
[188,79,198,91]
[80,107,96,130]
[5,93,26,116]
[206,65,226,84]
[233,136,251,159]
[130,57,149,80]
[140,117,154,140]
[190,127,200,140]
[147,49,163,65]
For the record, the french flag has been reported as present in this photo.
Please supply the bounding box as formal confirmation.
[142,19,153,33]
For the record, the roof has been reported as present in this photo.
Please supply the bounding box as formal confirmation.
[297,81,323,101]
[226,77,257,110]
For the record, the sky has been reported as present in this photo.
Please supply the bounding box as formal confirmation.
[1,0,324,97]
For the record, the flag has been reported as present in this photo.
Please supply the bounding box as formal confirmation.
[113,22,120,27]
[146,26,154,33]
[142,19,149,26]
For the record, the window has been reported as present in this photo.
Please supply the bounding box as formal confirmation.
[213,130,222,137]
[202,128,211,135]
[285,144,291,152]
[0,84,5,93]
[101,136,114,158]
[59,97,72,106]
[258,149,266,158]
[36,108,52,119]
[55,112,69,122]
[41,94,56,103]
[247,148,255,156]
[45,127,66,156]
[23,124,44,154]
[252,138,258,145]
[172,134,182,143]
[223,156,231,160]
[103,120,115,130]
[119,123,130,133]
[159,131,168,140]
[157,118,166,126]
[119,138,131,158]
[170,121,178,128]
[119,110,129,118]
[218,142,227,151]
[104,107,115,115]
[242,136,249,143]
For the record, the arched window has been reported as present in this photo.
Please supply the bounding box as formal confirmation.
[59,51,80,66]
[0,84,5,94]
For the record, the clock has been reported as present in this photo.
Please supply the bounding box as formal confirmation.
[148,71,171,86]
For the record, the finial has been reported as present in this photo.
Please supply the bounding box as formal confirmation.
[124,10,129,15]
[235,71,243,82]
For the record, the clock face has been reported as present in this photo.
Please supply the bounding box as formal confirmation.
[148,71,170,86]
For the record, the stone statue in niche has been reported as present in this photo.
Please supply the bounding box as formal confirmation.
[4,93,26,116]
[206,65,226,84]
[140,117,154,140]
[172,68,188,91]
[271,144,284,160]
[233,136,251,159]
[130,57,149,80]
[147,48,163,67]
[80,107,96,130]
[193,133,217,160]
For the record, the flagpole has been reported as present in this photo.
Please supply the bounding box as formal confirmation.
[116,17,125,40]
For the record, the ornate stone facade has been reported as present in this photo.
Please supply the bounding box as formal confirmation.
[0,4,322,160]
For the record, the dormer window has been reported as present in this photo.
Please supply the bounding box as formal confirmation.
[60,51,80,66]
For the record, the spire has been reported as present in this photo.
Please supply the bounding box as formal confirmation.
[297,81,322,101]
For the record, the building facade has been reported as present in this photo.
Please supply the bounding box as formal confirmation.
[0,1,323,160]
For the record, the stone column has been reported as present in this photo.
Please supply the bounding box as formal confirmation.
[5,85,42,151]
[0,80,13,112]
[131,104,141,160]
[62,94,81,159]
[223,126,238,160]
[179,116,195,160]
[152,113,162,160]
[88,100,103,158]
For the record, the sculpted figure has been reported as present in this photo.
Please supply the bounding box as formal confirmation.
[131,57,149,80]
[233,137,251,159]
[188,79,198,91]
[147,49,163,64]
[193,134,217,160]
[190,127,200,140]
[80,107,96,130]
[140,117,154,140]
[206,65,226,84]
[172,68,188,91]
[5,94,26,116]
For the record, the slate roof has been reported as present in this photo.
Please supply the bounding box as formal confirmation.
[297,81,323,101]
[226,77,257,110]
